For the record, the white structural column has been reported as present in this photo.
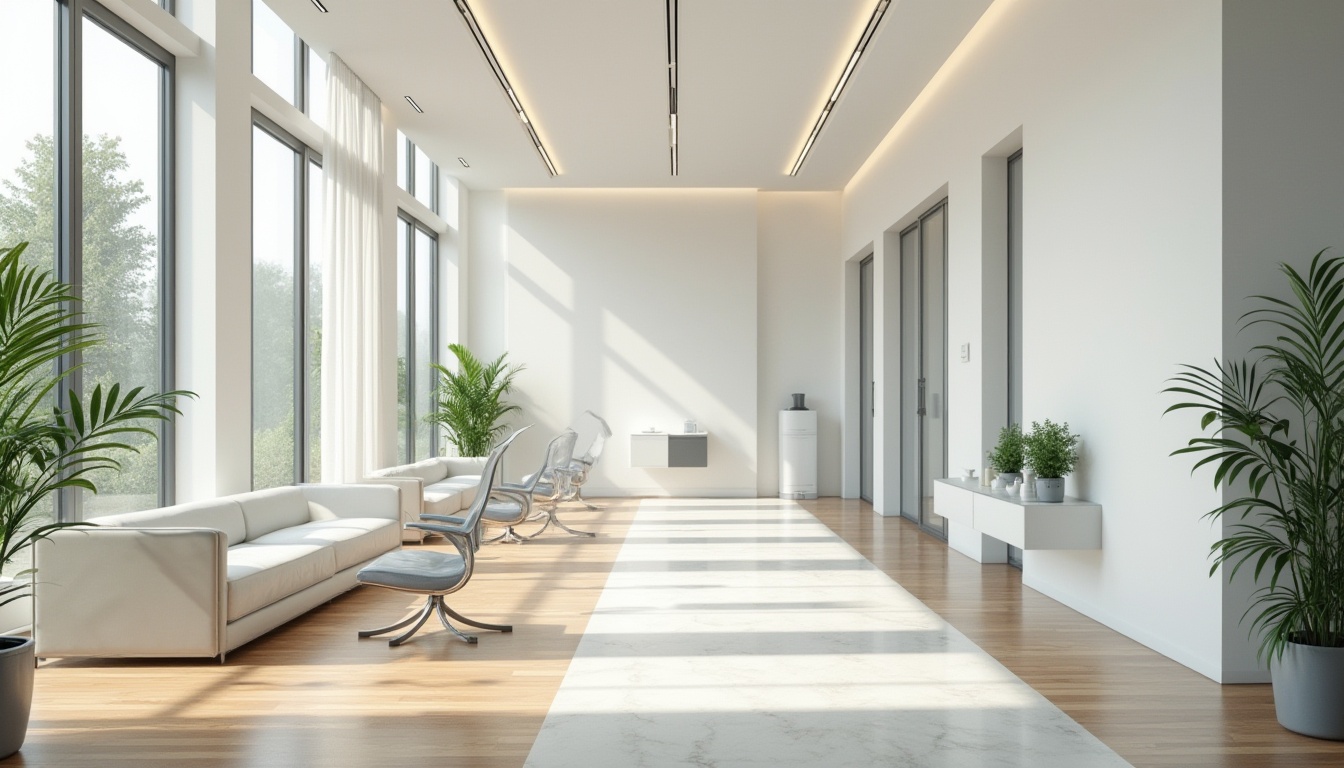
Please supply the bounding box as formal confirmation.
[321,53,386,482]
[526,499,1130,767]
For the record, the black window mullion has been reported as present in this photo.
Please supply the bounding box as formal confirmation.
[55,0,84,523]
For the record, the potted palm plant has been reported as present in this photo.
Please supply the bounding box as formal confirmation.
[425,344,523,456]
[1165,250,1344,740]
[987,423,1026,486]
[1022,419,1079,502]
[0,243,188,758]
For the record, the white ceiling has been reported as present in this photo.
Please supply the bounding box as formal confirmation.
[269,0,993,191]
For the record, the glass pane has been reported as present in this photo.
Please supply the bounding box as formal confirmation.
[307,47,327,128]
[396,131,408,192]
[414,146,434,211]
[253,0,297,106]
[396,222,410,461]
[921,207,947,535]
[252,126,298,489]
[413,228,435,459]
[899,227,920,524]
[80,15,165,518]
[0,0,57,570]
[307,159,323,482]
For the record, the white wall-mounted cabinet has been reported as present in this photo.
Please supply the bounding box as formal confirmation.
[933,479,1101,559]
[630,433,709,468]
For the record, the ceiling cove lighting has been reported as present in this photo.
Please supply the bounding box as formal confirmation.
[788,0,890,177]
[310,0,329,12]
[666,0,678,176]
[453,0,558,177]
[405,95,425,114]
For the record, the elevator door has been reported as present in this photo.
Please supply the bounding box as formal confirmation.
[899,202,948,538]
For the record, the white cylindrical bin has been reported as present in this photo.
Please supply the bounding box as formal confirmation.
[779,410,818,500]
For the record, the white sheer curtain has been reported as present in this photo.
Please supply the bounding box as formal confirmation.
[322,53,384,482]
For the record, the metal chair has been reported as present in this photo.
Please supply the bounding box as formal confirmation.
[565,410,613,511]
[355,427,524,647]
[500,430,581,539]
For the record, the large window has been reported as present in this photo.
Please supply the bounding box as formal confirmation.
[0,0,175,524]
[252,0,326,126]
[252,116,322,489]
[396,131,439,214]
[396,215,438,462]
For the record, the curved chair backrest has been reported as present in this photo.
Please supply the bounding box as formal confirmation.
[523,429,578,491]
[578,411,613,466]
[458,426,528,546]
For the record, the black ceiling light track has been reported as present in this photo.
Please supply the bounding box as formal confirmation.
[667,0,678,176]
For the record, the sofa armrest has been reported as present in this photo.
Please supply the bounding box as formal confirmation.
[438,456,487,477]
[301,483,400,522]
[356,475,423,528]
[34,527,227,658]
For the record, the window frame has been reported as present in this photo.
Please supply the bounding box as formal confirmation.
[250,110,323,488]
[53,0,177,521]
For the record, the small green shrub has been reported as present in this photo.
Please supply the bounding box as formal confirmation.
[1024,419,1080,479]
[986,423,1025,473]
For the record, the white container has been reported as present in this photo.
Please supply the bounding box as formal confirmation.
[779,410,818,499]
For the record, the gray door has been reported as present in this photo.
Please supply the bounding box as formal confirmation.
[859,256,874,502]
[1006,151,1024,568]
[899,201,949,539]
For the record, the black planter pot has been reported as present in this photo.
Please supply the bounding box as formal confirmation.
[0,635,34,758]
[1271,640,1344,740]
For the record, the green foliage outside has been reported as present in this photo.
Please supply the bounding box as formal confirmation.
[425,344,523,457]
[1165,250,1344,661]
[0,133,163,515]
[0,242,189,607]
[987,423,1025,473]
[1023,419,1079,479]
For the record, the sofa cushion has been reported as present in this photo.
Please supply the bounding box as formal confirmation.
[91,499,248,547]
[234,487,312,541]
[226,543,336,622]
[249,518,400,572]
[425,476,480,514]
[370,458,447,486]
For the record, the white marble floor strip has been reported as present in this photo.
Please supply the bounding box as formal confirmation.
[524,499,1131,768]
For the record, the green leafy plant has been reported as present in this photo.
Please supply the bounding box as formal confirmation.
[0,243,190,609]
[1165,250,1344,661]
[987,423,1026,473]
[425,344,523,457]
[1023,419,1079,479]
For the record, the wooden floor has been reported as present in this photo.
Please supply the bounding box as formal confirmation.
[8,497,1344,767]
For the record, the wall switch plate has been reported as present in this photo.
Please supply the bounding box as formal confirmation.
[960,343,971,362]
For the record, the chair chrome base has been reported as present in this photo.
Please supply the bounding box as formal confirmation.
[359,595,513,647]
[484,526,529,544]
[523,507,596,539]
[573,489,604,511]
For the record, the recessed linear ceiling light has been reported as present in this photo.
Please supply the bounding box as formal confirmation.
[310,0,329,12]
[405,95,425,114]
[452,0,558,177]
[666,0,678,176]
[788,0,890,177]
[458,157,470,168]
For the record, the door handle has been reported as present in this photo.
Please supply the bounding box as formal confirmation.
[917,378,927,416]
[871,382,875,416]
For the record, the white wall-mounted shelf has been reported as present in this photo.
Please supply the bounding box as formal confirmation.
[630,432,709,468]
[934,478,1102,560]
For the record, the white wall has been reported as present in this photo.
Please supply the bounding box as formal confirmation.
[756,192,843,497]
[842,0,1229,680]
[1220,0,1344,682]
[500,189,759,496]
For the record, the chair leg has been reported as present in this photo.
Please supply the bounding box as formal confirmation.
[442,603,513,633]
[551,513,597,538]
[360,598,435,647]
[573,488,604,510]
[432,597,478,644]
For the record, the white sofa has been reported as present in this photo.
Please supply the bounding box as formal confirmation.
[33,484,401,659]
[364,457,487,542]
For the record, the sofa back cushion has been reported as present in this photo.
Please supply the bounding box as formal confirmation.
[234,487,312,541]
[90,499,248,546]
[369,457,446,485]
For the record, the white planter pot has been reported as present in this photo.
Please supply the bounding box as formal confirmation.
[1271,640,1344,740]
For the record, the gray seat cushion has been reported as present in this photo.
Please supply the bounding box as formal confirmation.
[483,499,525,524]
[248,518,401,572]
[226,543,336,621]
[357,550,467,593]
